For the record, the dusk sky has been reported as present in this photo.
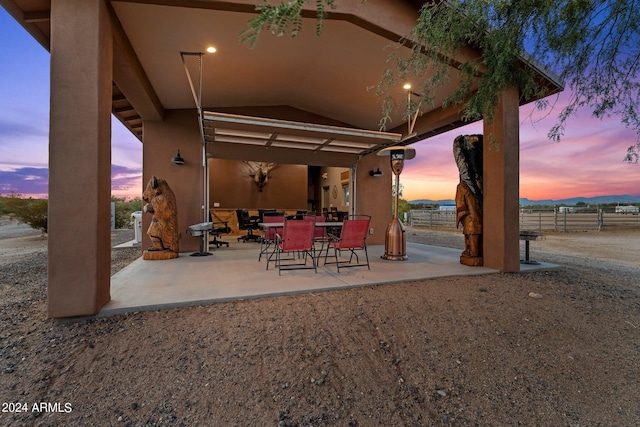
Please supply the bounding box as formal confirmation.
[1,7,638,202]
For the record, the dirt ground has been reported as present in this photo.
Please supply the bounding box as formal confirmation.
[0,218,639,426]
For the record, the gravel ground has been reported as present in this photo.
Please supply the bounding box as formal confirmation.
[1,219,639,426]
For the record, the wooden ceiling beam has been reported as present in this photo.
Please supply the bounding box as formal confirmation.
[23,10,50,23]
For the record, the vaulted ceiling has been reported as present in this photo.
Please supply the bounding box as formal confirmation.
[2,0,562,148]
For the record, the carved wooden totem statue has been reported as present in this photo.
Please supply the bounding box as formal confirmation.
[453,135,483,266]
[142,176,179,260]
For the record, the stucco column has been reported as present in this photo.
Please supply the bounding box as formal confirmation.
[355,152,392,245]
[48,0,113,317]
[482,87,520,272]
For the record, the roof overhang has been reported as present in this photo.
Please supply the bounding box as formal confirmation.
[1,0,564,150]
[203,111,402,167]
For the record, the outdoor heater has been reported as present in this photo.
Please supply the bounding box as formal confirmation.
[378,146,416,260]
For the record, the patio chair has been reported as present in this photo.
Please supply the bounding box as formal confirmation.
[286,210,308,220]
[210,221,231,248]
[236,209,260,242]
[267,215,317,275]
[324,206,339,222]
[208,212,230,248]
[258,208,276,223]
[330,206,338,220]
[324,214,371,272]
[258,211,285,261]
[312,213,329,261]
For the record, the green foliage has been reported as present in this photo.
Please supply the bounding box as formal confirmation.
[375,0,534,129]
[0,195,143,232]
[408,202,438,210]
[240,0,362,47]
[379,0,640,149]
[112,197,142,229]
[397,198,411,222]
[3,194,48,233]
[389,180,411,220]
[624,145,639,164]
[242,0,640,162]
[129,198,142,212]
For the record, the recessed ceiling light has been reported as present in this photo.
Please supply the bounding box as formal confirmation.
[206,46,217,53]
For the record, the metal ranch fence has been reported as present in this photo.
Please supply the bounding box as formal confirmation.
[409,207,640,232]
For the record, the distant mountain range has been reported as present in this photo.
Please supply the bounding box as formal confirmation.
[409,195,640,206]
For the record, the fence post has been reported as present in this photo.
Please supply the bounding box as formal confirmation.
[563,210,567,232]
[538,211,542,233]
[519,208,523,230]
[598,208,603,231]
[554,208,558,231]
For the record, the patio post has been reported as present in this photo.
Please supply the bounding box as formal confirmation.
[48,0,113,317]
[482,87,521,272]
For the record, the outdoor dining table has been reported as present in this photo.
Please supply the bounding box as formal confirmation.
[258,221,343,241]
[258,221,343,229]
[258,221,343,263]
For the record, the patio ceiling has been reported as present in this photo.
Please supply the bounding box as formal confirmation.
[202,111,403,166]
[1,0,469,143]
[111,1,446,137]
[2,0,563,150]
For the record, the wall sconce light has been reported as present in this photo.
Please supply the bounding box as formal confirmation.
[171,149,185,165]
[369,165,383,176]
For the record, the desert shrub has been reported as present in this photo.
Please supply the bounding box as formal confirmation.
[397,198,412,223]
[112,197,142,229]
[4,194,48,233]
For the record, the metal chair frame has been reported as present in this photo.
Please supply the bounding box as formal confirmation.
[267,216,317,275]
[259,211,285,261]
[324,214,371,272]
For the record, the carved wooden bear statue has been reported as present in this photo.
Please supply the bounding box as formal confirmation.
[142,176,179,260]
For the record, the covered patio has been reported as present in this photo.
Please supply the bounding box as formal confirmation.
[102,240,557,316]
[1,0,562,317]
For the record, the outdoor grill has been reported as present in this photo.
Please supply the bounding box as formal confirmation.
[187,222,214,256]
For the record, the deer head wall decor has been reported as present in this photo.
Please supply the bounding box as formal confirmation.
[241,161,281,192]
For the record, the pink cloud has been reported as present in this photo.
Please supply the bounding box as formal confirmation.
[400,94,639,202]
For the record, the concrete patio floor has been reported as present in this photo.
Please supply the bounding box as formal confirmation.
[101,241,558,317]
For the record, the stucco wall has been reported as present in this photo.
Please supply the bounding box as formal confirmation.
[318,167,351,212]
[355,152,393,245]
[143,109,205,253]
[141,111,398,250]
[209,159,307,210]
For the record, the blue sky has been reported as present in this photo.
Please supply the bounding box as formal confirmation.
[0,8,142,199]
[1,6,638,202]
